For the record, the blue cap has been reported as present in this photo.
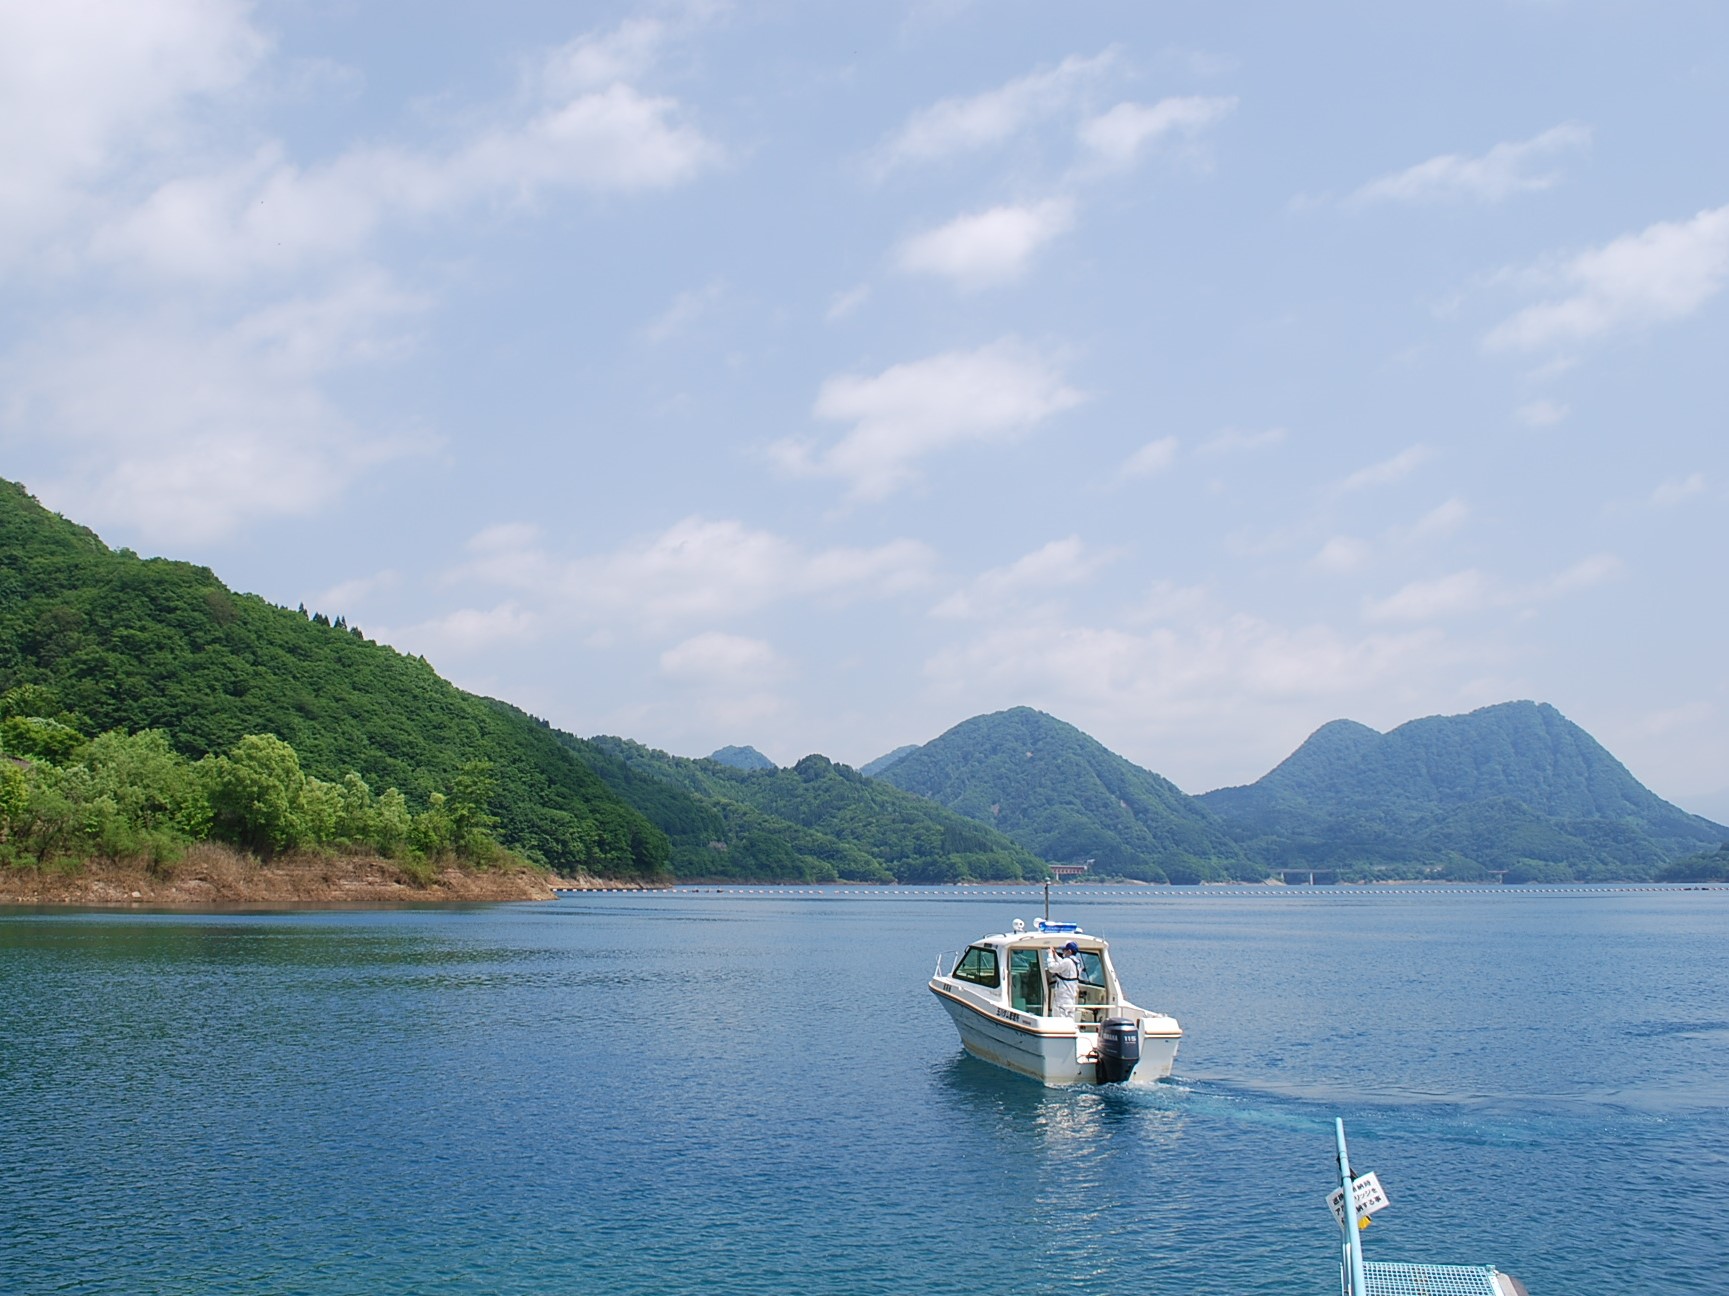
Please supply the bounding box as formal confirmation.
[1061,941,1079,953]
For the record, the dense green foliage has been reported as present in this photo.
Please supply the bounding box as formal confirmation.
[576,736,1048,883]
[706,745,776,771]
[1656,843,1729,883]
[871,707,1261,883]
[1200,702,1728,880]
[0,480,668,877]
[0,702,507,871]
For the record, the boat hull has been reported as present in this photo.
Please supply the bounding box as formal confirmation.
[930,979,1179,1085]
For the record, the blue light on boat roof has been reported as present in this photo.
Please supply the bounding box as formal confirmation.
[1034,920,1079,932]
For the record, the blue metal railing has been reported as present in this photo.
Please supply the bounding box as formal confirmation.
[1337,1119,1369,1296]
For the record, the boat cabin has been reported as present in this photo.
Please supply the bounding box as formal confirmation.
[947,932,1123,1028]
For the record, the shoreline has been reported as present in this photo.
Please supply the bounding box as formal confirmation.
[0,844,653,908]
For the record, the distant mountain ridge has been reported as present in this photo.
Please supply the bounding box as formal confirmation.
[859,744,920,778]
[1200,701,1726,881]
[580,736,1046,884]
[871,707,1259,884]
[707,745,776,771]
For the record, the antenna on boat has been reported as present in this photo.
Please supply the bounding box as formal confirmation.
[1043,879,1050,923]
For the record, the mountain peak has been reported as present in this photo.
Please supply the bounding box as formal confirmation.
[874,706,1258,883]
[706,744,776,771]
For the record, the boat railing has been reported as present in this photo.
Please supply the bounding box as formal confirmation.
[933,949,962,978]
[1333,1119,1528,1296]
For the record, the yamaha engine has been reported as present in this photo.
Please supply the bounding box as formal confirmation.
[1096,1016,1141,1083]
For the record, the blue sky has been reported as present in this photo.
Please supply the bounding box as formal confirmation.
[3,1,1725,818]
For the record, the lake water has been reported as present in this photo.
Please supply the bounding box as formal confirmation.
[2,885,1725,1294]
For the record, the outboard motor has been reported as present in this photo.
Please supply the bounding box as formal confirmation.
[1096,1016,1141,1083]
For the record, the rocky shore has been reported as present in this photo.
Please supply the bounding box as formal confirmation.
[0,844,628,907]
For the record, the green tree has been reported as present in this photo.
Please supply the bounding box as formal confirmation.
[201,734,308,855]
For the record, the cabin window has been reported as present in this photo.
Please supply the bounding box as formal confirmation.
[953,945,1000,988]
[1009,949,1045,1014]
[1078,951,1104,989]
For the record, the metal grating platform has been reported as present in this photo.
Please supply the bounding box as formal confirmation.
[1362,1262,1506,1296]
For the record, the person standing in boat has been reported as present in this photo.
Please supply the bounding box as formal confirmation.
[1049,941,1082,1019]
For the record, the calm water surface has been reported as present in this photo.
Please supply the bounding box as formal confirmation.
[2,886,1725,1294]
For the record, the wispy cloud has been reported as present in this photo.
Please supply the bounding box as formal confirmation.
[641,280,725,343]
[1364,554,1621,623]
[1648,472,1707,508]
[932,536,1118,619]
[1076,96,1236,171]
[872,50,1117,175]
[1486,204,1729,352]
[894,198,1074,289]
[1350,123,1590,206]
[772,340,1085,501]
[1197,426,1286,456]
[1117,436,1180,480]
[2,276,432,543]
[826,284,871,321]
[660,631,787,688]
[0,0,267,266]
[1516,398,1569,427]
[1336,445,1433,493]
[442,516,938,637]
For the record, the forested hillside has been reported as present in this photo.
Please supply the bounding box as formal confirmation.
[1200,701,1727,880]
[0,480,668,876]
[871,707,1259,883]
[579,736,1047,883]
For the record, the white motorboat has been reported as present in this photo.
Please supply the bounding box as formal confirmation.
[929,917,1181,1085]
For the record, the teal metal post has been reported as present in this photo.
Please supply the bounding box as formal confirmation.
[1336,1119,1368,1296]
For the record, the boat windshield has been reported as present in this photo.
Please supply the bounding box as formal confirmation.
[952,945,1000,988]
[1077,950,1105,993]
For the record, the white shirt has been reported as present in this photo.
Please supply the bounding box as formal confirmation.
[1049,952,1080,1017]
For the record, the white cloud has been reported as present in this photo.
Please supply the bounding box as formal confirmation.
[536,18,668,95]
[1486,204,1729,352]
[923,612,1451,730]
[1336,444,1433,493]
[315,570,401,614]
[1118,436,1180,480]
[1365,569,1494,622]
[894,198,1074,289]
[383,602,542,660]
[1649,472,1707,507]
[826,284,871,321]
[1365,554,1621,622]
[873,50,1117,174]
[0,0,266,265]
[1350,123,1590,205]
[1312,498,1469,575]
[641,280,725,343]
[656,631,790,731]
[1077,96,1236,170]
[773,340,1085,501]
[446,516,938,633]
[1398,498,1470,543]
[1516,398,1569,427]
[932,536,1116,619]
[1197,426,1286,456]
[1311,536,1371,574]
[95,81,719,284]
[660,632,786,687]
[1534,554,1622,598]
[1,279,430,544]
